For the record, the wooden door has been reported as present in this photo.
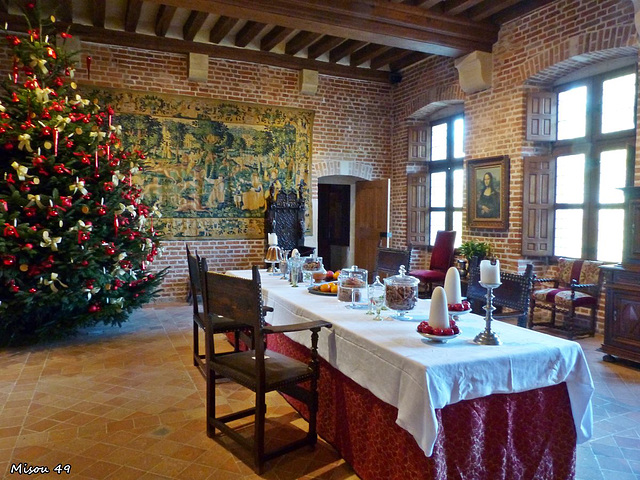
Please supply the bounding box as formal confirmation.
[355,179,390,281]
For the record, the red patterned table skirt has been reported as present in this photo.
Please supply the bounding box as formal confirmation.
[267,332,577,480]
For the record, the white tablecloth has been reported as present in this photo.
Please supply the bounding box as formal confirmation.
[228,270,594,457]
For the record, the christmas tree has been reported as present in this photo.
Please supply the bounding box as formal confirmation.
[0,2,166,346]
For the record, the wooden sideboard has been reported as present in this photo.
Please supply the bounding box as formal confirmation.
[601,266,640,364]
[601,187,640,364]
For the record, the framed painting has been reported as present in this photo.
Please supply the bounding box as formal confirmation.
[82,87,314,240]
[467,155,509,230]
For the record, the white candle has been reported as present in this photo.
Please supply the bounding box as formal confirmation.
[480,259,501,285]
[444,267,462,304]
[268,233,278,245]
[429,287,449,329]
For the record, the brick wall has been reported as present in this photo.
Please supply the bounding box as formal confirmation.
[390,0,638,331]
[79,45,393,301]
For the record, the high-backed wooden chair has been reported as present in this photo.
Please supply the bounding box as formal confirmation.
[466,256,535,328]
[374,247,412,280]
[203,266,332,473]
[265,185,314,257]
[410,230,457,298]
[187,245,251,378]
[529,257,605,338]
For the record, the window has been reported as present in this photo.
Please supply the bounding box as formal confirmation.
[407,115,464,248]
[524,67,636,262]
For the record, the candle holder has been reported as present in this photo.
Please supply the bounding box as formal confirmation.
[473,282,502,346]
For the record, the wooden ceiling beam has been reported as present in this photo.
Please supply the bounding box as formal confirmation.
[389,50,429,71]
[490,0,557,24]
[209,16,238,44]
[329,39,367,63]
[235,21,267,47]
[91,0,106,28]
[308,35,344,59]
[468,0,522,21]
[443,0,485,16]
[124,0,143,33]
[155,5,177,37]
[143,0,497,56]
[260,26,293,51]
[350,44,390,67]
[31,19,390,83]
[285,31,322,55]
[183,11,208,41]
[369,47,413,70]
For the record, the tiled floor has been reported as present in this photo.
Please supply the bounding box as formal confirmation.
[1,303,639,479]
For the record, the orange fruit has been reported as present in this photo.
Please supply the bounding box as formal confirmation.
[320,283,331,292]
[333,270,341,280]
[330,283,338,294]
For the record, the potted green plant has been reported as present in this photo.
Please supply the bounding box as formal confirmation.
[457,241,493,278]
[459,240,493,260]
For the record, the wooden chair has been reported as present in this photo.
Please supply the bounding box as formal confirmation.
[466,256,534,328]
[186,245,251,378]
[266,184,314,256]
[374,247,412,280]
[410,230,457,298]
[203,266,332,473]
[529,257,605,338]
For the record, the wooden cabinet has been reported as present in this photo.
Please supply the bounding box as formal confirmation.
[601,266,640,363]
[622,187,640,268]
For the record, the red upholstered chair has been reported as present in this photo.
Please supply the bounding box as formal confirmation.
[529,257,605,338]
[410,230,456,298]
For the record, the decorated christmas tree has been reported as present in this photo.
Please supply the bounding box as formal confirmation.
[0,2,166,346]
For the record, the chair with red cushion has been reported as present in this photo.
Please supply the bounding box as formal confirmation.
[409,230,456,298]
[529,257,605,338]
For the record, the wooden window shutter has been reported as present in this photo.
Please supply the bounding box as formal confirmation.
[522,156,556,256]
[526,92,557,141]
[407,172,429,247]
[408,126,428,162]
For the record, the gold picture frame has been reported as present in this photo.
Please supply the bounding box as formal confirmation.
[467,155,509,230]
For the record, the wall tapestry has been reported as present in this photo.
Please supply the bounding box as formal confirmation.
[83,87,314,239]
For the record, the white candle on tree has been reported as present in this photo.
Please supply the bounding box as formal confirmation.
[480,259,501,285]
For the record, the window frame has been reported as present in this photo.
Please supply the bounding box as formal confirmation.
[427,114,464,246]
[551,66,636,260]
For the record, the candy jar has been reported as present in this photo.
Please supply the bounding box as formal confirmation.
[302,256,323,287]
[383,265,419,320]
[337,265,368,308]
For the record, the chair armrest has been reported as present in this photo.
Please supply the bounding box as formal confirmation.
[263,320,332,334]
[262,306,274,313]
[533,277,558,285]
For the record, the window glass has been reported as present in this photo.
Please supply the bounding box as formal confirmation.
[599,149,627,204]
[597,209,624,262]
[602,73,636,134]
[554,209,583,258]
[430,212,446,245]
[556,154,585,204]
[430,172,446,208]
[453,169,463,208]
[557,86,587,140]
[431,123,447,161]
[453,117,465,158]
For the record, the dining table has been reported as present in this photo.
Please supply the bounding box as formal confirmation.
[228,269,594,480]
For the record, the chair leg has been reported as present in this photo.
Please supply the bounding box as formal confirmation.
[254,390,266,474]
[528,299,536,329]
[193,321,200,367]
[206,364,216,438]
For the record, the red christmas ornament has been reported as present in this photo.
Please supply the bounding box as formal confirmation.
[88,304,101,313]
[2,255,16,266]
[105,244,116,255]
[29,288,37,293]
[3,224,19,237]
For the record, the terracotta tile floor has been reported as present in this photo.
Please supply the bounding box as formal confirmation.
[1,303,639,479]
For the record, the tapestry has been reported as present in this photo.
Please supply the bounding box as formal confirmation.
[83,87,314,239]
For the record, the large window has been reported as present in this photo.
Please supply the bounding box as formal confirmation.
[552,68,636,262]
[407,115,464,248]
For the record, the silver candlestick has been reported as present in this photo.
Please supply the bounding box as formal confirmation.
[474,282,502,346]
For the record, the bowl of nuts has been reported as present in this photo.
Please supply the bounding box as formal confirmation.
[383,265,419,320]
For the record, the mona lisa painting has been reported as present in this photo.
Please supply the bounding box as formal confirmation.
[467,155,509,230]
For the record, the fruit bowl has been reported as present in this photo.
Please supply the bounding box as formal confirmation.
[416,320,461,343]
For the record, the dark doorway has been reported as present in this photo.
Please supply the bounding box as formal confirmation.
[318,184,350,271]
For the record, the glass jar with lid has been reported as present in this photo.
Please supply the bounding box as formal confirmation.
[383,265,419,320]
[337,265,368,308]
